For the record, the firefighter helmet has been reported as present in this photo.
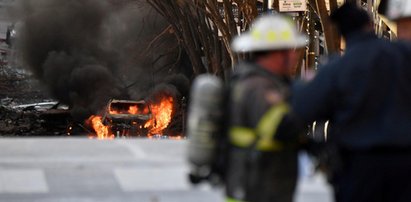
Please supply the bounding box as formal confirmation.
[232,14,307,52]
[380,0,411,20]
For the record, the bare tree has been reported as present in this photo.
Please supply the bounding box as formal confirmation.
[147,0,261,79]
[147,0,341,78]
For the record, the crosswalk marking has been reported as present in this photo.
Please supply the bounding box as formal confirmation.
[114,167,190,192]
[0,169,49,193]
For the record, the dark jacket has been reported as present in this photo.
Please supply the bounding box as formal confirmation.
[226,62,297,202]
[292,32,411,150]
[229,62,290,129]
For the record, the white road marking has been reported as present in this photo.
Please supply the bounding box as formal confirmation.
[0,169,49,193]
[114,167,190,192]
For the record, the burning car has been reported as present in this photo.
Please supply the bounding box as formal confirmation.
[88,95,175,139]
[103,99,152,137]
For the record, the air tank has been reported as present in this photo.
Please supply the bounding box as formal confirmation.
[186,74,224,183]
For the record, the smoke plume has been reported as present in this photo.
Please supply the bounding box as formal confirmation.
[16,0,189,121]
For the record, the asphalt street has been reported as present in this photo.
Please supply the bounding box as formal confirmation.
[0,138,332,202]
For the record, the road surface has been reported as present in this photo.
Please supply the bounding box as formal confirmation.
[0,138,332,202]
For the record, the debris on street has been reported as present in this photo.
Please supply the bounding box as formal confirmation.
[0,66,75,136]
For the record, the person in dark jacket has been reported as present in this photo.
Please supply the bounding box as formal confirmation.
[292,3,411,202]
[329,2,373,42]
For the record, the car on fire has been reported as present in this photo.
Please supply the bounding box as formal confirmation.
[102,99,152,137]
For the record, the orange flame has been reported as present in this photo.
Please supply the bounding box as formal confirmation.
[145,96,174,135]
[86,95,174,139]
[87,115,113,139]
[128,106,138,114]
[110,105,148,115]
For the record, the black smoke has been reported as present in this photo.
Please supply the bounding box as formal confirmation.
[16,0,190,121]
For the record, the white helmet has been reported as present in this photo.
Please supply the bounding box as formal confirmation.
[232,14,307,52]
[382,0,411,20]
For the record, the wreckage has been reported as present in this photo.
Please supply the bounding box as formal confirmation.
[103,99,152,137]
[88,96,176,139]
[0,95,180,138]
[0,99,72,136]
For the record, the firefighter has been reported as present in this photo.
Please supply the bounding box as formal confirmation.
[226,14,307,202]
[292,3,411,202]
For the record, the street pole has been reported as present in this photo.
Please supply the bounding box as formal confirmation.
[307,10,316,69]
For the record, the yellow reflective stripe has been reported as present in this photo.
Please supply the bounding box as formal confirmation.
[251,30,261,40]
[256,102,290,151]
[280,31,292,41]
[226,197,247,202]
[229,127,256,148]
[229,103,289,151]
[252,30,289,42]
[266,30,277,42]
